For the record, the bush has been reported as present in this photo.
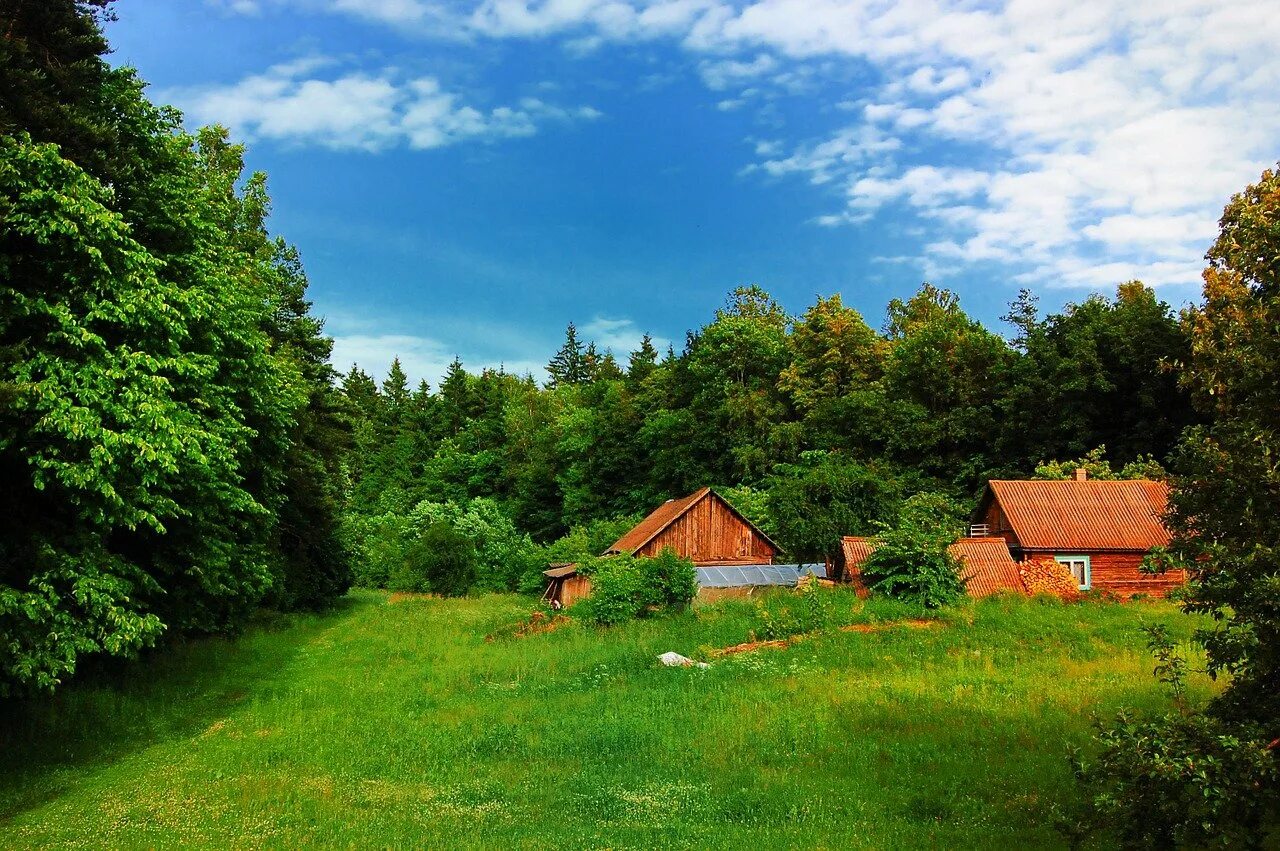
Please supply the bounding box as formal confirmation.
[860,492,964,608]
[408,498,536,592]
[765,451,903,561]
[1071,711,1279,848]
[575,549,697,626]
[755,579,835,640]
[389,522,477,596]
[516,513,644,593]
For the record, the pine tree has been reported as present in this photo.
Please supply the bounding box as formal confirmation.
[628,333,659,383]
[546,322,586,387]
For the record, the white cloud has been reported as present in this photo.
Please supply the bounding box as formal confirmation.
[580,317,669,356]
[167,58,601,151]
[217,0,1279,289]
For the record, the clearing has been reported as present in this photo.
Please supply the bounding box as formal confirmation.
[0,590,1212,848]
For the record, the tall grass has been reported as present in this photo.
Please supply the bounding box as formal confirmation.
[0,590,1212,848]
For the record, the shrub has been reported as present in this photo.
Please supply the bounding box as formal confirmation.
[755,579,835,640]
[516,513,644,593]
[408,498,537,592]
[389,521,477,596]
[575,549,697,626]
[860,492,964,608]
[646,547,698,609]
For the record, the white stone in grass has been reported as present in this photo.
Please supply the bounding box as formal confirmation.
[659,652,709,669]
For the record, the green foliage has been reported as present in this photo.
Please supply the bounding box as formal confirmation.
[1033,445,1167,481]
[1075,165,1280,846]
[1072,712,1278,848]
[860,493,964,608]
[575,549,697,626]
[390,522,477,597]
[0,4,348,694]
[765,452,902,560]
[754,579,836,640]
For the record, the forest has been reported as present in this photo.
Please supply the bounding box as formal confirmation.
[2,2,1277,845]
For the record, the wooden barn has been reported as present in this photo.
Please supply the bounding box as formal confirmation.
[542,487,783,606]
[604,487,780,564]
[974,472,1184,597]
[834,536,1027,598]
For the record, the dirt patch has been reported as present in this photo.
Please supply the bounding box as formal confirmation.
[711,619,939,657]
[487,610,573,641]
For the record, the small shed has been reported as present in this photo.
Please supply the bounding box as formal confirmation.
[541,563,591,608]
[834,536,1027,598]
[604,487,780,565]
[974,473,1184,597]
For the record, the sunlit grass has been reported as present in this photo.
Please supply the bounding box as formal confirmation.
[0,589,1213,848]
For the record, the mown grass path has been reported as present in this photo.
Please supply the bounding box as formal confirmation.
[0,591,1211,848]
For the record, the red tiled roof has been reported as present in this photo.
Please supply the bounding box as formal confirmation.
[840,536,1026,597]
[951,537,1026,598]
[605,487,779,556]
[986,479,1170,552]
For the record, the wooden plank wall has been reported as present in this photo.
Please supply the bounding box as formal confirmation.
[638,496,775,564]
[1023,552,1185,597]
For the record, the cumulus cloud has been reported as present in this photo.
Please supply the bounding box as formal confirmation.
[167,58,601,151]
[216,0,1280,289]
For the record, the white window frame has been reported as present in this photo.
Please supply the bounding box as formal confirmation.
[1055,554,1091,591]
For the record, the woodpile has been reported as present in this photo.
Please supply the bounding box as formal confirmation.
[1019,558,1080,599]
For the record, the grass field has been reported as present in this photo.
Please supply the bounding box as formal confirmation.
[0,589,1214,848]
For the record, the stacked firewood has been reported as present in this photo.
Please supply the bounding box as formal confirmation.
[1019,558,1080,599]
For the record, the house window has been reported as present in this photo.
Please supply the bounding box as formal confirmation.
[1055,555,1091,591]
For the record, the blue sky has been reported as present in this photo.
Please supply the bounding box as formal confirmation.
[106,1,1279,384]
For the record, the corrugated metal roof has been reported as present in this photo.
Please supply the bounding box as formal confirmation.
[605,487,780,556]
[695,563,825,588]
[839,536,1025,597]
[951,537,1025,597]
[988,479,1170,551]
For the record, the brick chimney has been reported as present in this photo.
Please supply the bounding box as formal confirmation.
[1074,468,1088,481]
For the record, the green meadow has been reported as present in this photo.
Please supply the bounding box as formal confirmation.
[0,590,1212,849]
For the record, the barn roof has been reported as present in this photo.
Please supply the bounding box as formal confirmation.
[838,536,1026,597]
[605,487,780,556]
[983,479,1170,552]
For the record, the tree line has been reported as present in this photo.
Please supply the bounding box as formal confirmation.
[339,280,1192,569]
[1,0,351,695]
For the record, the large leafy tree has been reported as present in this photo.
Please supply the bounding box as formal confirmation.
[0,1,348,693]
[1077,167,1280,847]
[880,284,1014,487]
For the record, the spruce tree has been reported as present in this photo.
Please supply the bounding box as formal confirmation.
[628,333,659,383]
[546,322,586,387]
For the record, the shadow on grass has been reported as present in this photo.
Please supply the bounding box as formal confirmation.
[0,593,371,822]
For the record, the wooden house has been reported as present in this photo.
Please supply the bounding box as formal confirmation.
[542,487,782,606]
[973,472,1184,597]
[834,536,1026,598]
